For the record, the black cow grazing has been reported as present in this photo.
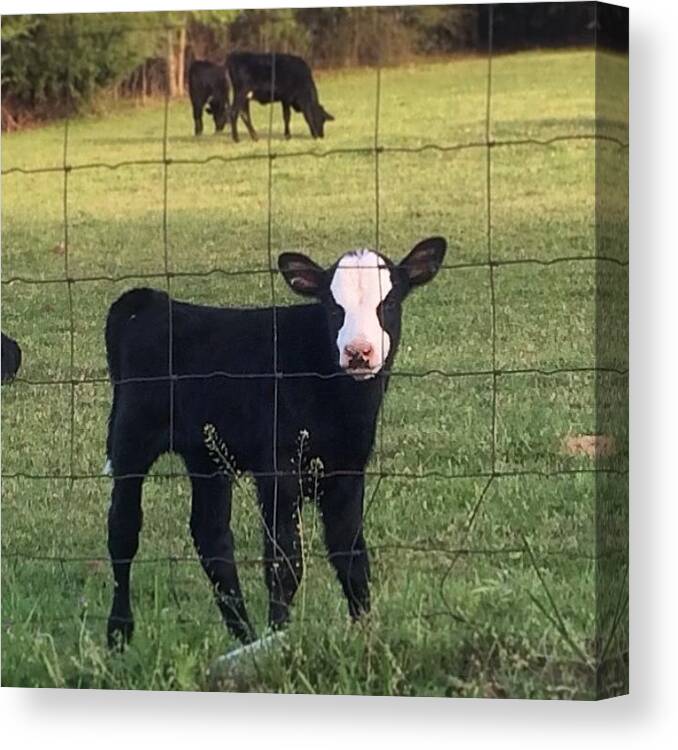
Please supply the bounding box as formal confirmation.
[104,237,446,649]
[1,333,22,383]
[188,60,231,136]
[226,52,334,142]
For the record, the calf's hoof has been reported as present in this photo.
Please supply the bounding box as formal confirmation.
[348,599,371,621]
[107,615,134,651]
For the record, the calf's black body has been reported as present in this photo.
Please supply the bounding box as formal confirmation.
[104,238,446,648]
[106,294,377,645]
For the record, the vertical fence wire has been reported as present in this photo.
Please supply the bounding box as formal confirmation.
[162,63,175,459]
[62,121,76,487]
[266,51,281,563]
[366,10,386,526]
[62,23,76,490]
[486,4,498,480]
[437,6,497,622]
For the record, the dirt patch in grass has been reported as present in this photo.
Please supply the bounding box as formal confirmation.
[562,434,616,459]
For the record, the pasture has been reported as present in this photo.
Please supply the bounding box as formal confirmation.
[1,50,628,696]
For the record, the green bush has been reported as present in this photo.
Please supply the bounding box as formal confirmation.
[1,14,159,113]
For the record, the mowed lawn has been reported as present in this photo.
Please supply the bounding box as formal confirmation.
[1,50,628,696]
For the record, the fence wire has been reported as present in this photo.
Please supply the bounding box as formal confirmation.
[1,6,628,666]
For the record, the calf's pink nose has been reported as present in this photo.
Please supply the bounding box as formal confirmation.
[344,342,374,360]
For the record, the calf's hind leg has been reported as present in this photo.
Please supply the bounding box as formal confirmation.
[107,402,168,648]
[106,430,161,648]
[107,474,145,648]
[106,404,167,648]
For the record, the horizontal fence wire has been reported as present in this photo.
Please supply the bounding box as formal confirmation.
[2,467,627,482]
[3,365,629,389]
[3,545,618,565]
[0,135,629,178]
[0,254,629,287]
[1,6,628,654]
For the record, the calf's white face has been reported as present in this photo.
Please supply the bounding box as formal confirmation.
[329,251,393,378]
[278,236,447,381]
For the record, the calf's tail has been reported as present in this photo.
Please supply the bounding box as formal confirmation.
[104,288,165,472]
[105,288,162,383]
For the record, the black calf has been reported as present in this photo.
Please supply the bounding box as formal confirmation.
[187,60,230,136]
[1,332,22,383]
[104,237,446,648]
[226,52,334,142]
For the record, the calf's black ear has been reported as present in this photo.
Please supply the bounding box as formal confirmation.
[398,236,447,288]
[323,107,335,122]
[278,252,326,297]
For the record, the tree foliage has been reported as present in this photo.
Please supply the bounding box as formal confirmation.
[1,4,626,127]
[1,14,160,110]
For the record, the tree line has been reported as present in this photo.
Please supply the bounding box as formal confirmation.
[1,4,627,130]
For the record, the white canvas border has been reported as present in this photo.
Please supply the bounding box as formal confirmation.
[3,0,677,747]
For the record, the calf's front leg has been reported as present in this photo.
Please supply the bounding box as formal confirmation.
[320,476,371,619]
[256,476,304,630]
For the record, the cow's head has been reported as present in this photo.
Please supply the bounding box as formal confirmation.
[279,237,446,380]
[314,104,335,138]
[206,99,230,132]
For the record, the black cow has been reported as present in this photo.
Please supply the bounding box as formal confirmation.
[226,52,334,142]
[1,333,22,383]
[104,237,446,649]
[188,60,230,136]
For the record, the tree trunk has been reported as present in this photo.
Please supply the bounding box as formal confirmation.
[166,29,176,98]
[176,26,187,96]
[141,62,146,104]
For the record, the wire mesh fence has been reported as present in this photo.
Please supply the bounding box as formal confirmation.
[1,6,628,693]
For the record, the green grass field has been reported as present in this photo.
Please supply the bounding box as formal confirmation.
[1,50,628,697]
